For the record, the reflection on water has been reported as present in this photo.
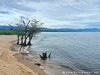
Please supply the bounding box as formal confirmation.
[30,32,100,75]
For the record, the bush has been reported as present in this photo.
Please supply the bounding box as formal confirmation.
[0,30,17,35]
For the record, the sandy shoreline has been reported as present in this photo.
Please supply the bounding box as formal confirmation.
[0,35,46,75]
[0,35,92,75]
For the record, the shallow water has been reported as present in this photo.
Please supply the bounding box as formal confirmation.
[30,32,100,75]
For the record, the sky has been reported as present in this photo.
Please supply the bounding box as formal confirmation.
[0,0,100,28]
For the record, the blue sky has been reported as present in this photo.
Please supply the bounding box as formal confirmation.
[0,0,100,28]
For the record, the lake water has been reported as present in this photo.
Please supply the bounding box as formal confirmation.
[30,32,100,75]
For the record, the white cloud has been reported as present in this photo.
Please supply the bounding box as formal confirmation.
[0,0,100,28]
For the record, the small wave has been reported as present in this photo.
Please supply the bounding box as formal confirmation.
[60,64,74,71]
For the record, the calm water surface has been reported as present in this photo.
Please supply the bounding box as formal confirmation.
[30,32,100,75]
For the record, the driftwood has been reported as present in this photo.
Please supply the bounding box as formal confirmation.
[48,53,51,58]
[39,52,51,60]
[35,63,41,66]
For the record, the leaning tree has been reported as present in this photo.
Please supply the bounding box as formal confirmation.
[15,16,43,46]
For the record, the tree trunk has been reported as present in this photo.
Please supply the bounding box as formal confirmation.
[27,33,33,46]
[16,35,20,45]
[20,35,24,45]
[27,40,32,46]
[23,26,28,46]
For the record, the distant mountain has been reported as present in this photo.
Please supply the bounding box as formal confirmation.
[0,25,100,32]
[0,25,18,30]
[0,25,10,30]
[40,28,100,32]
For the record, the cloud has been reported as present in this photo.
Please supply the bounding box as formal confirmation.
[0,10,13,14]
[85,22,100,28]
[0,0,36,12]
[0,0,100,28]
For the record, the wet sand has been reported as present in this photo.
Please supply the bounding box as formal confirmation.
[0,35,91,75]
[0,35,45,75]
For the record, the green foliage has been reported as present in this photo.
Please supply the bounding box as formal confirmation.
[0,30,18,35]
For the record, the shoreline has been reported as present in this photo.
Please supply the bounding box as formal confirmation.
[0,35,46,75]
[29,48,91,75]
[12,36,91,75]
[0,35,92,75]
[10,36,47,75]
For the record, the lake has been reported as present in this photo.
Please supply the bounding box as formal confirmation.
[30,32,100,75]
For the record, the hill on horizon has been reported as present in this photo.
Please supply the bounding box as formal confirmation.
[0,25,100,32]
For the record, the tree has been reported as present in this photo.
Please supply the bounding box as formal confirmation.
[27,20,43,45]
[15,16,43,47]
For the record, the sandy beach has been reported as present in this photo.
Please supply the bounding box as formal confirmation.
[0,35,92,75]
[0,35,46,75]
